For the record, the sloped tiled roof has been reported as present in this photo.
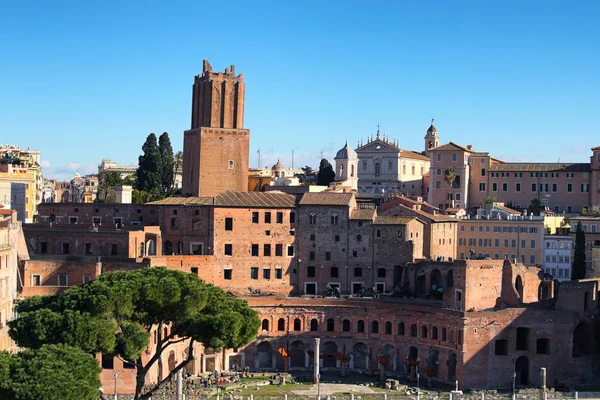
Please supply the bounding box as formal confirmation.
[350,209,376,220]
[488,163,590,172]
[400,150,430,161]
[148,197,214,206]
[431,142,475,152]
[214,191,297,208]
[492,204,520,214]
[373,216,415,225]
[299,192,354,206]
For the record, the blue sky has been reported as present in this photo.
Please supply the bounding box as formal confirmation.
[1,1,599,180]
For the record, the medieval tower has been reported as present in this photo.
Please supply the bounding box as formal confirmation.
[182,60,250,197]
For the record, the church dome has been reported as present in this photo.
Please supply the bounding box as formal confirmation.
[335,141,357,159]
[271,160,285,172]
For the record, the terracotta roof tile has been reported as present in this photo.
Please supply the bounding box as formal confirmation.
[213,191,297,208]
[148,197,214,206]
[373,216,415,225]
[488,163,590,172]
[431,142,474,152]
[400,150,430,161]
[299,192,354,206]
[350,209,376,220]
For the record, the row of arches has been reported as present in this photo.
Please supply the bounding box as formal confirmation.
[261,318,457,343]
[255,340,458,381]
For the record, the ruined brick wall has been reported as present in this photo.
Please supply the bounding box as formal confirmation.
[21,259,101,295]
[463,260,505,311]
[35,203,160,226]
[157,205,212,256]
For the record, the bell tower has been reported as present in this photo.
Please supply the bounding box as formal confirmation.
[183,60,250,197]
[424,119,439,156]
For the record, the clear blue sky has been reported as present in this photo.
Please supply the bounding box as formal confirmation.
[1,1,599,180]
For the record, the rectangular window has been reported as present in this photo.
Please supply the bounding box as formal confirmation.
[224,244,233,256]
[452,153,457,161]
[275,268,282,279]
[309,251,315,260]
[263,244,271,256]
[83,275,90,284]
[287,245,295,257]
[57,274,68,287]
[225,217,233,231]
[228,160,234,169]
[224,269,232,280]
[263,269,271,280]
[552,183,557,192]
[40,242,48,254]
[307,266,316,278]
[289,212,296,224]
[250,268,258,280]
[252,212,259,224]
[582,184,589,192]
[532,183,537,192]
[536,338,550,354]
[530,254,536,264]
[530,240,536,248]
[479,183,486,191]
[481,168,486,176]
[264,212,271,223]
[516,327,530,351]
[32,274,41,286]
[276,244,283,256]
[61,242,70,255]
[437,153,442,162]
[495,339,509,356]
[502,183,508,192]
[251,244,259,257]
[325,252,331,261]
[516,183,521,192]
[85,243,93,255]
[109,244,118,256]
[276,212,283,224]
[492,182,497,192]
[305,283,317,295]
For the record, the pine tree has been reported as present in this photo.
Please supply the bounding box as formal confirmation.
[158,132,175,196]
[137,133,163,199]
[317,159,335,186]
[571,221,587,280]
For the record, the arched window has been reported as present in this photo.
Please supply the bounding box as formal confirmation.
[309,213,317,225]
[339,165,344,176]
[261,319,269,331]
[357,320,365,332]
[410,324,417,337]
[342,319,351,332]
[171,217,180,228]
[421,325,428,338]
[327,318,335,332]
[277,318,285,331]
[330,267,339,278]
[385,321,392,335]
[432,326,439,340]
[331,213,339,225]
[310,319,318,331]
[293,318,301,331]
[371,321,379,333]
[350,164,355,177]
[375,163,381,175]
[377,268,386,278]
[398,322,405,335]
[442,327,447,341]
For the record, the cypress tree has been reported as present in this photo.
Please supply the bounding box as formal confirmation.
[571,221,587,280]
[158,132,175,196]
[137,133,163,198]
[317,158,335,186]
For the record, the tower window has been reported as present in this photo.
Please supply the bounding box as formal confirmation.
[228,160,234,169]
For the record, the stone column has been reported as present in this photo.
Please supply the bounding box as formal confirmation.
[314,338,320,384]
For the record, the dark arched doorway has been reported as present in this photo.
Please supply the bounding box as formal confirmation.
[290,341,305,368]
[353,342,368,370]
[323,341,338,368]
[257,342,272,369]
[573,322,593,357]
[515,275,524,301]
[515,356,529,385]
[447,351,457,381]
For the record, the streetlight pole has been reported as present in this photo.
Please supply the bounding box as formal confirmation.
[113,370,119,400]
[416,367,420,400]
[512,372,517,400]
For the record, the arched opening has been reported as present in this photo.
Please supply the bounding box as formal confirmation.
[415,274,427,295]
[430,269,443,289]
[139,242,145,257]
[168,350,176,372]
[573,322,593,357]
[277,318,285,331]
[350,164,355,177]
[446,270,454,287]
[447,351,457,381]
[381,344,395,371]
[409,346,418,361]
[357,320,365,332]
[310,318,318,331]
[146,239,155,256]
[375,162,381,175]
[342,319,350,332]
[515,356,529,385]
[331,214,339,225]
[538,281,550,301]
[327,318,335,332]
[515,275,524,301]
[323,341,338,368]
[410,324,418,337]
[398,322,405,335]
[171,217,180,229]
[293,318,301,331]
[261,319,269,331]
[421,325,428,338]
[257,342,272,369]
[393,265,404,288]
[353,342,368,370]
[432,326,439,340]
[338,164,344,177]
[290,341,305,368]
[371,321,379,333]
[163,240,173,255]
[427,348,440,376]
[442,327,447,341]
[385,321,393,335]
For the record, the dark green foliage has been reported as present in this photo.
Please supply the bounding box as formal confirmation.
[137,133,163,199]
[528,198,542,215]
[572,222,587,280]
[317,158,335,186]
[9,268,259,400]
[158,132,175,197]
[0,344,101,400]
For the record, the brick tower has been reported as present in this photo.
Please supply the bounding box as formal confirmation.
[182,60,250,197]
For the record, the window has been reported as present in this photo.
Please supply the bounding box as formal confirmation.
[552,183,557,192]
[516,327,530,351]
[481,168,486,176]
[325,252,331,260]
[452,153,457,161]
[250,268,258,280]
[502,183,508,192]
[492,183,497,192]
[61,242,70,255]
[354,267,362,277]
[343,319,350,332]
[83,275,90,284]
[479,183,485,191]
[357,320,365,332]
[102,355,114,369]
[398,322,405,335]
[327,318,335,332]
[331,267,339,278]
[57,274,68,287]
[224,269,232,280]
[276,212,283,224]
[567,183,573,192]
[537,338,550,354]
[261,319,269,331]
[309,251,315,260]
[263,268,271,280]
[289,212,296,224]
[228,160,234,169]
[275,268,282,279]
[251,212,259,224]
[388,161,393,171]
[32,274,41,286]
[275,244,283,256]
[264,244,271,257]
[495,339,509,355]
[421,325,428,338]
[307,266,316,278]
[442,328,447,341]
[264,212,271,223]
[334,235,340,242]
[352,251,358,257]
[310,319,318,331]
[516,183,521,192]
[39,242,48,254]
[437,169,441,175]
[277,318,285,331]
[171,217,180,228]
[224,217,233,231]
[437,153,442,162]
[582,184,589,192]
[377,268,386,278]
[371,321,379,333]
[436,182,441,189]
[410,324,417,337]
[331,214,339,225]
[356,234,362,242]
[375,163,381,175]
[432,326,438,340]
[376,229,381,238]
[532,183,537,192]
[85,243,93,255]
[309,213,316,225]
[251,244,259,257]
[224,244,233,256]
[287,245,295,256]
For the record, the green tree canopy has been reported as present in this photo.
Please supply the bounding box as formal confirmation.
[158,132,175,197]
[572,221,587,280]
[0,344,101,400]
[528,198,542,216]
[9,268,260,400]
[137,133,163,200]
[317,158,335,186]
